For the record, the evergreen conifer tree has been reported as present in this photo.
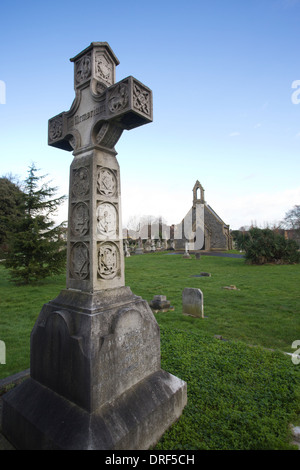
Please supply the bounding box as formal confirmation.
[4,163,67,284]
[0,175,23,255]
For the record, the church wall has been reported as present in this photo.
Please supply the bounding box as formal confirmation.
[203,206,228,250]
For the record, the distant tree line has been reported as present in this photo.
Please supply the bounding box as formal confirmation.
[0,164,67,284]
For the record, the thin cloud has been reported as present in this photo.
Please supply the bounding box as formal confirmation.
[229,131,240,137]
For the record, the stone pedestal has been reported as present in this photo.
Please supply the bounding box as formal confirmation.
[2,288,186,449]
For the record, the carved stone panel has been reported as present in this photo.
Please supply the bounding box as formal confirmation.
[71,202,89,237]
[96,306,161,403]
[133,81,151,116]
[72,167,89,198]
[98,242,120,280]
[94,51,113,88]
[108,82,129,114]
[97,202,117,239]
[70,242,90,280]
[97,167,117,197]
[49,115,63,141]
[75,53,91,86]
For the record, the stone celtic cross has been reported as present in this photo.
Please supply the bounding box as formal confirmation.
[2,43,187,450]
[48,42,152,292]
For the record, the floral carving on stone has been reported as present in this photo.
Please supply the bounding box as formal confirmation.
[49,115,63,141]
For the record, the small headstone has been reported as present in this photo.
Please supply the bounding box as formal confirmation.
[144,239,152,252]
[195,252,201,259]
[124,239,130,257]
[182,287,204,318]
[149,295,174,313]
[135,237,144,254]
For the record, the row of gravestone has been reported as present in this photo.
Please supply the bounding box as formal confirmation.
[123,238,175,256]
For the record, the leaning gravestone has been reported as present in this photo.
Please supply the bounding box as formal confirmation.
[182,287,204,318]
[2,42,187,450]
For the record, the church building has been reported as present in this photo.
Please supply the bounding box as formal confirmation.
[174,180,232,251]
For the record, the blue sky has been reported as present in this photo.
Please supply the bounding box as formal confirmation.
[1,0,300,230]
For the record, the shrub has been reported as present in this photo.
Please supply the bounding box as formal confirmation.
[244,228,300,265]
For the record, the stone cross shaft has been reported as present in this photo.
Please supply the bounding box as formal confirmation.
[48,43,153,292]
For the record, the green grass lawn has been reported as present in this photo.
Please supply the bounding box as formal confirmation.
[125,252,300,353]
[0,252,300,449]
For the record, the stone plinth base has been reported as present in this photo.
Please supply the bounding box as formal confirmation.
[1,287,187,449]
[2,370,186,450]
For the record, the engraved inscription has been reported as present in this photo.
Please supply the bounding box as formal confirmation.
[71,202,89,236]
[72,167,89,198]
[75,53,91,84]
[70,242,89,280]
[97,203,117,238]
[98,242,119,279]
[133,82,150,115]
[101,329,144,378]
[74,104,105,125]
[97,167,117,196]
[97,308,160,402]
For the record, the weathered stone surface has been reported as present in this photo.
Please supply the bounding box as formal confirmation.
[149,295,173,312]
[29,288,160,412]
[2,370,186,450]
[1,42,187,450]
[182,287,204,318]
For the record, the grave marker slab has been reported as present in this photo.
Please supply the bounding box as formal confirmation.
[2,42,187,450]
[182,287,204,318]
